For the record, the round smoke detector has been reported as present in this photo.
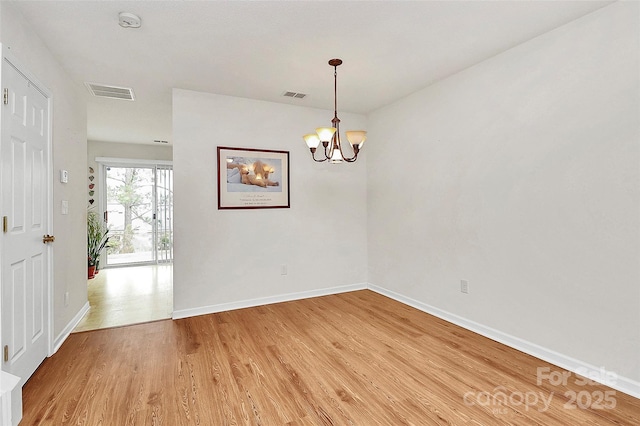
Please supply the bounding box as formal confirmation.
[119,12,141,28]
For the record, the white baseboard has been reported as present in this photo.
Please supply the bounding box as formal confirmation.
[52,301,90,354]
[368,283,640,399]
[172,283,368,320]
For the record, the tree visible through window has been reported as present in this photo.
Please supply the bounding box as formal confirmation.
[103,164,173,266]
[106,167,154,264]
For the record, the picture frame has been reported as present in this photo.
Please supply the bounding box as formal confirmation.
[217,146,290,209]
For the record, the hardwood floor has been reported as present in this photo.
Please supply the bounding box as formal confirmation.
[23,290,639,425]
[74,264,173,332]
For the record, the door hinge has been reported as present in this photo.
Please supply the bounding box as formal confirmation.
[3,88,7,105]
[3,345,8,362]
[2,216,7,233]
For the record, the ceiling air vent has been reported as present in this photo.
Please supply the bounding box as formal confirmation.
[85,82,135,101]
[283,91,307,99]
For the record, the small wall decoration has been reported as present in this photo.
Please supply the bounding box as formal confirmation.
[88,166,95,206]
[217,146,290,210]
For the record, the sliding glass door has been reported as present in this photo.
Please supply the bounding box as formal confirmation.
[102,163,173,267]
[156,166,173,263]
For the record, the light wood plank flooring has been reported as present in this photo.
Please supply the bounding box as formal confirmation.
[74,264,173,332]
[23,290,638,425]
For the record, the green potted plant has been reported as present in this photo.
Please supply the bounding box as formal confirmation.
[87,210,109,279]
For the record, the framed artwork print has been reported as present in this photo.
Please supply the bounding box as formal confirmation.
[217,146,290,209]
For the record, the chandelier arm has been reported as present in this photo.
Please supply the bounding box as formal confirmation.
[309,147,327,162]
[337,139,358,162]
[313,153,328,162]
[325,140,333,160]
[335,133,345,159]
[340,152,358,162]
[335,130,360,162]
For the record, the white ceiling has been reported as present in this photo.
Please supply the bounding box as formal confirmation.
[8,0,613,145]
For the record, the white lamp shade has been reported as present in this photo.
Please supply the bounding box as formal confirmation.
[303,134,321,148]
[346,130,367,147]
[316,127,337,143]
[330,147,343,163]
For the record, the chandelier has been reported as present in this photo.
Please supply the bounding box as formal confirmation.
[303,59,366,163]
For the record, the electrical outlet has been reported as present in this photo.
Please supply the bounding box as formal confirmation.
[460,280,469,294]
[64,291,70,306]
[281,264,288,275]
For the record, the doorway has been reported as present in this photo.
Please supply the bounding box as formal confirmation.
[75,159,173,333]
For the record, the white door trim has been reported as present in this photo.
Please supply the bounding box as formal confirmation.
[95,157,173,167]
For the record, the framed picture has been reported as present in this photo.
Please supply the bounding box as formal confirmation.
[217,146,290,209]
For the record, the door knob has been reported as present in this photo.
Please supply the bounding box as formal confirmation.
[42,235,55,243]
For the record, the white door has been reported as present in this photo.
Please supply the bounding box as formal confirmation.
[1,56,51,387]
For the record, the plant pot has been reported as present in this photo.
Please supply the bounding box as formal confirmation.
[88,265,96,279]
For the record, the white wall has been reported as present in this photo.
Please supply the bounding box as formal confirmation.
[367,1,639,385]
[172,90,367,313]
[0,4,87,341]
